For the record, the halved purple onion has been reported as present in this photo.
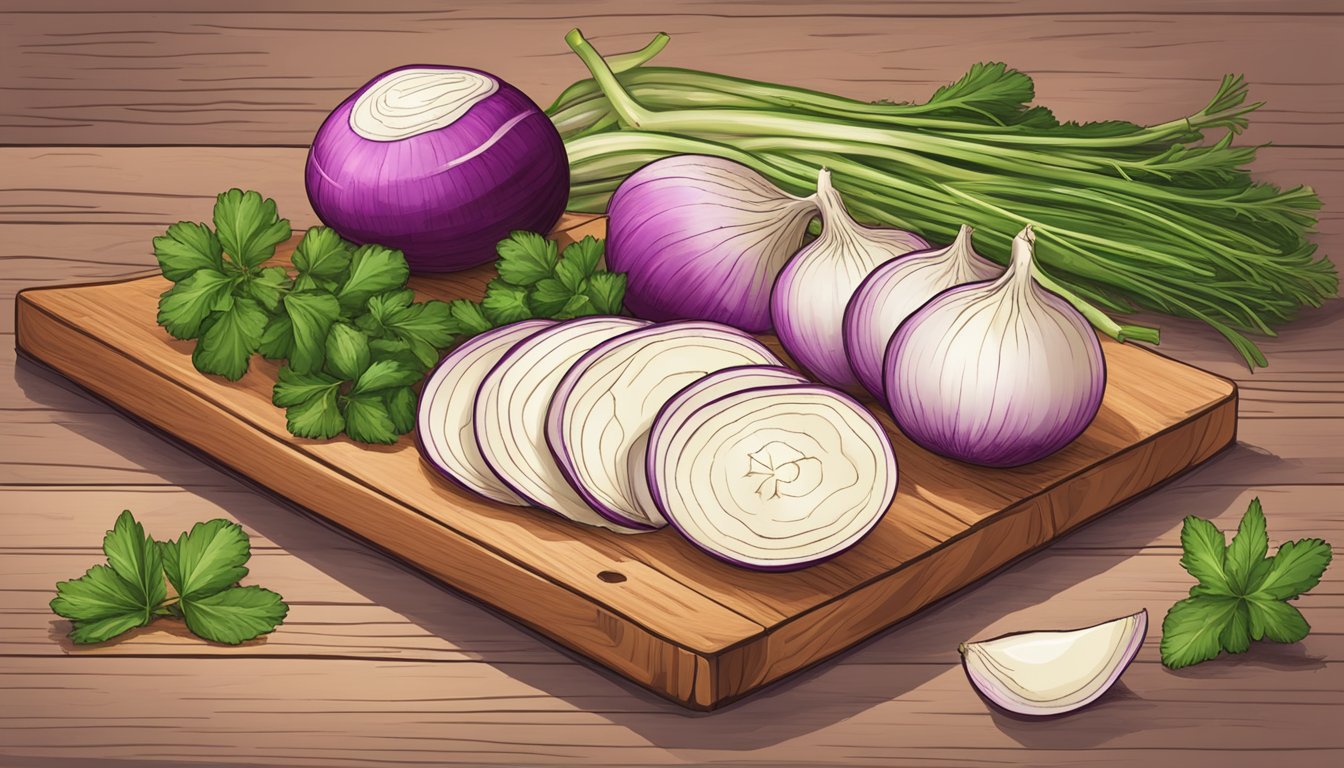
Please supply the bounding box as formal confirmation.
[306,65,568,273]
[416,319,555,505]
[547,321,781,530]
[647,381,897,570]
[474,316,649,533]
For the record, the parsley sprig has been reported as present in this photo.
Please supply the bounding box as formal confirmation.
[1161,498,1332,668]
[155,190,628,445]
[50,510,287,646]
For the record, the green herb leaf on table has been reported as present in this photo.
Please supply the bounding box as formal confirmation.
[482,279,533,325]
[191,297,269,381]
[274,367,346,440]
[585,271,627,315]
[291,226,352,284]
[342,392,401,444]
[179,586,288,646]
[337,244,410,312]
[50,511,287,646]
[161,519,251,601]
[529,277,576,317]
[157,270,235,340]
[281,289,342,374]
[153,221,224,282]
[447,299,493,336]
[324,322,371,381]
[1160,498,1332,669]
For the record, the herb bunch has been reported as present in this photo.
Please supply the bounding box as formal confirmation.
[1161,498,1332,668]
[155,190,627,445]
[50,510,287,646]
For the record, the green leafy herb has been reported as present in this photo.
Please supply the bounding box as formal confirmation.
[1160,498,1332,669]
[51,511,287,646]
[156,193,627,444]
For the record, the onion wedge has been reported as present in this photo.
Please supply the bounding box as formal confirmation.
[647,382,897,570]
[960,610,1147,716]
[474,316,649,532]
[416,319,555,505]
[547,321,781,530]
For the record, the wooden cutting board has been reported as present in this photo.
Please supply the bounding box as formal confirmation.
[15,213,1237,710]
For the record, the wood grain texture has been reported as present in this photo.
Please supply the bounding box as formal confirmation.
[14,219,1236,708]
[2,3,1341,146]
[2,1,1342,764]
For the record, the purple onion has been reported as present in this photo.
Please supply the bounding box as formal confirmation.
[306,65,568,273]
[605,155,818,332]
[885,226,1105,467]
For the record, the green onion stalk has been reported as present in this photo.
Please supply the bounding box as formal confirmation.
[544,29,1335,368]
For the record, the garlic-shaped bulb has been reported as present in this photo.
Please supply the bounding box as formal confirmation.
[884,225,1105,467]
[605,155,819,333]
[771,168,927,391]
[961,610,1147,717]
[843,224,1002,399]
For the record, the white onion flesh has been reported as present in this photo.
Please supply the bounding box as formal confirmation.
[474,317,649,532]
[961,610,1147,716]
[648,383,897,570]
[548,322,782,529]
[416,319,555,505]
[350,68,499,141]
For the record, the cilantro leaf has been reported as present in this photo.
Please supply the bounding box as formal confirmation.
[495,231,558,286]
[384,387,416,435]
[342,392,400,444]
[585,271,627,315]
[1225,497,1268,594]
[352,359,420,394]
[213,189,291,269]
[51,564,147,630]
[554,256,590,293]
[1247,597,1311,644]
[273,366,341,407]
[282,290,342,374]
[562,236,603,279]
[161,519,250,601]
[362,290,416,332]
[1162,499,1333,669]
[283,383,345,440]
[1178,514,1230,596]
[246,266,292,313]
[556,293,594,319]
[1251,538,1333,601]
[180,585,288,645]
[367,296,455,369]
[258,314,294,360]
[529,277,575,317]
[482,279,533,325]
[291,226,351,281]
[337,244,409,311]
[1160,595,1240,669]
[157,270,235,340]
[154,221,223,282]
[69,612,157,645]
[191,297,268,381]
[101,510,167,616]
[324,323,371,380]
[447,299,493,336]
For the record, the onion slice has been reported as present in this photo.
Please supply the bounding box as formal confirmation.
[416,319,555,505]
[547,322,782,530]
[960,610,1147,717]
[648,382,897,570]
[475,316,650,532]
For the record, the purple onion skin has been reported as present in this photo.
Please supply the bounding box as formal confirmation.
[885,280,1105,468]
[306,65,568,273]
[605,156,817,333]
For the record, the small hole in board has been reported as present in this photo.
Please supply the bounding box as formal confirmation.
[597,571,627,583]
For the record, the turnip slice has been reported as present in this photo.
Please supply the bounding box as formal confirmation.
[547,322,782,530]
[648,383,897,570]
[416,319,555,505]
[474,316,650,533]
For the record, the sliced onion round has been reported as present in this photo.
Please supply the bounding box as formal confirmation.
[648,383,897,570]
[547,322,782,530]
[416,319,555,505]
[474,316,650,532]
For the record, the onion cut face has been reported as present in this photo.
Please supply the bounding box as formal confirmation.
[547,322,782,530]
[306,65,568,273]
[648,382,897,570]
[416,319,555,505]
[474,317,649,533]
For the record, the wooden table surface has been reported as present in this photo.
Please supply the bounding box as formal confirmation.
[2,2,1341,766]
